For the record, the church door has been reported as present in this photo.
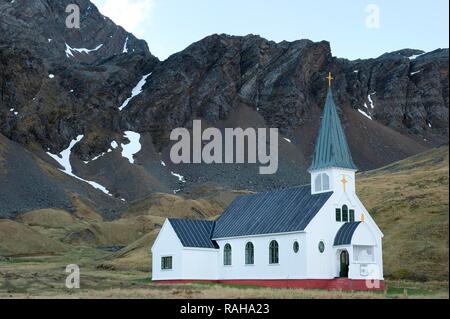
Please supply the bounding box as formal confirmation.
[339,250,349,278]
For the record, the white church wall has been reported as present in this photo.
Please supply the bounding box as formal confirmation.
[215,232,307,280]
[352,222,377,246]
[181,248,218,280]
[304,199,342,279]
[151,220,184,280]
[306,190,384,280]
[352,196,384,280]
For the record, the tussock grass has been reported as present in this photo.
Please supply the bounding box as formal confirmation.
[358,146,449,281]
[0,219,66,257]
[17,209,76,228]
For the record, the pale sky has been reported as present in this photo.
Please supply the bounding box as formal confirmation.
[91,0,449,61]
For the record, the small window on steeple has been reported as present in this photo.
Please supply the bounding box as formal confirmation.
[315,174,322,192]
[322,174,330,190]
[315,173,330,192]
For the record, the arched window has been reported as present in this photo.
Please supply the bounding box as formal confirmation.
[245,242,254,265]
[342,205,349,222]
[322,173,330,190]
[269,240,279,264]
[315,174,322,192]
[224,244,232,266]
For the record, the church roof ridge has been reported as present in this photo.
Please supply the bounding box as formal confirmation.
[211,185,333,239]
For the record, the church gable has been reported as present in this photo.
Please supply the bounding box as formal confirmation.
[212,185,333,239]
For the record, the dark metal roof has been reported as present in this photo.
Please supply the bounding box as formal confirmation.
[334,222,361,246]
[309,88,358,171]
[168,218,218,249]
[212,185,333,239]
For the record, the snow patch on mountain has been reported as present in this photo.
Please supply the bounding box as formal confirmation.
[171,171,186,183]
[358,109,372,120]
[65,43,104,58]
[121,131,141,164]
[82,141,119,164]
[123,36,129,53]
[46,135,113,196]
[368,92,376,109]
[409,53,426,60]
[118,73,152,111]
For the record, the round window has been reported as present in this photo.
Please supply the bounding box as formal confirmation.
[318,241,325,253]
[293,241,299,253]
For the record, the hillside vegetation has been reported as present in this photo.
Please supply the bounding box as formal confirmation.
[358,146,449,281]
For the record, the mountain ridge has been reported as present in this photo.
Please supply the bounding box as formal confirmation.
[0,0,448,217]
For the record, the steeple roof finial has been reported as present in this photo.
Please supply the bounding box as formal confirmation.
[326,72,334,88]
[309,76,357,172]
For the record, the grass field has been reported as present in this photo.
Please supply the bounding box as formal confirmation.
[0,253,447,299]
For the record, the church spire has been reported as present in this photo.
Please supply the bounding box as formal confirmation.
[309,75,357,172]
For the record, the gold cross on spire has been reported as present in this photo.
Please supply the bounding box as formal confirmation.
[341,175,348,192]
[326,72,334,88]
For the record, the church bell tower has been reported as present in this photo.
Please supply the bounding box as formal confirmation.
[309,73,358,195]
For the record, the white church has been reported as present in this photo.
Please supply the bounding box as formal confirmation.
[151,77,384,290]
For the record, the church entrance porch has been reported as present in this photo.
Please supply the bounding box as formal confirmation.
[339,250,349,278]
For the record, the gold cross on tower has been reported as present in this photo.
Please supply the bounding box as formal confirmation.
[326,72,334,87]
[341,175,348,192]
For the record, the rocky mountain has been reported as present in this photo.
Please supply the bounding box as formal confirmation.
[0,0,448,218]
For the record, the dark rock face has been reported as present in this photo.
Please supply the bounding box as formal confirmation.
[0,133,70,218]
[0,0,159,157]
[0,133,124,218]
[126,35,334,143]
[338,48,449,142]
[0,0,448,217]
[2,0,150,65]
[127,35,448,147]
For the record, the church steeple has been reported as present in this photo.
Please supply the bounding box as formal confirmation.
[309,73,357,195]
[309,80,357,172]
